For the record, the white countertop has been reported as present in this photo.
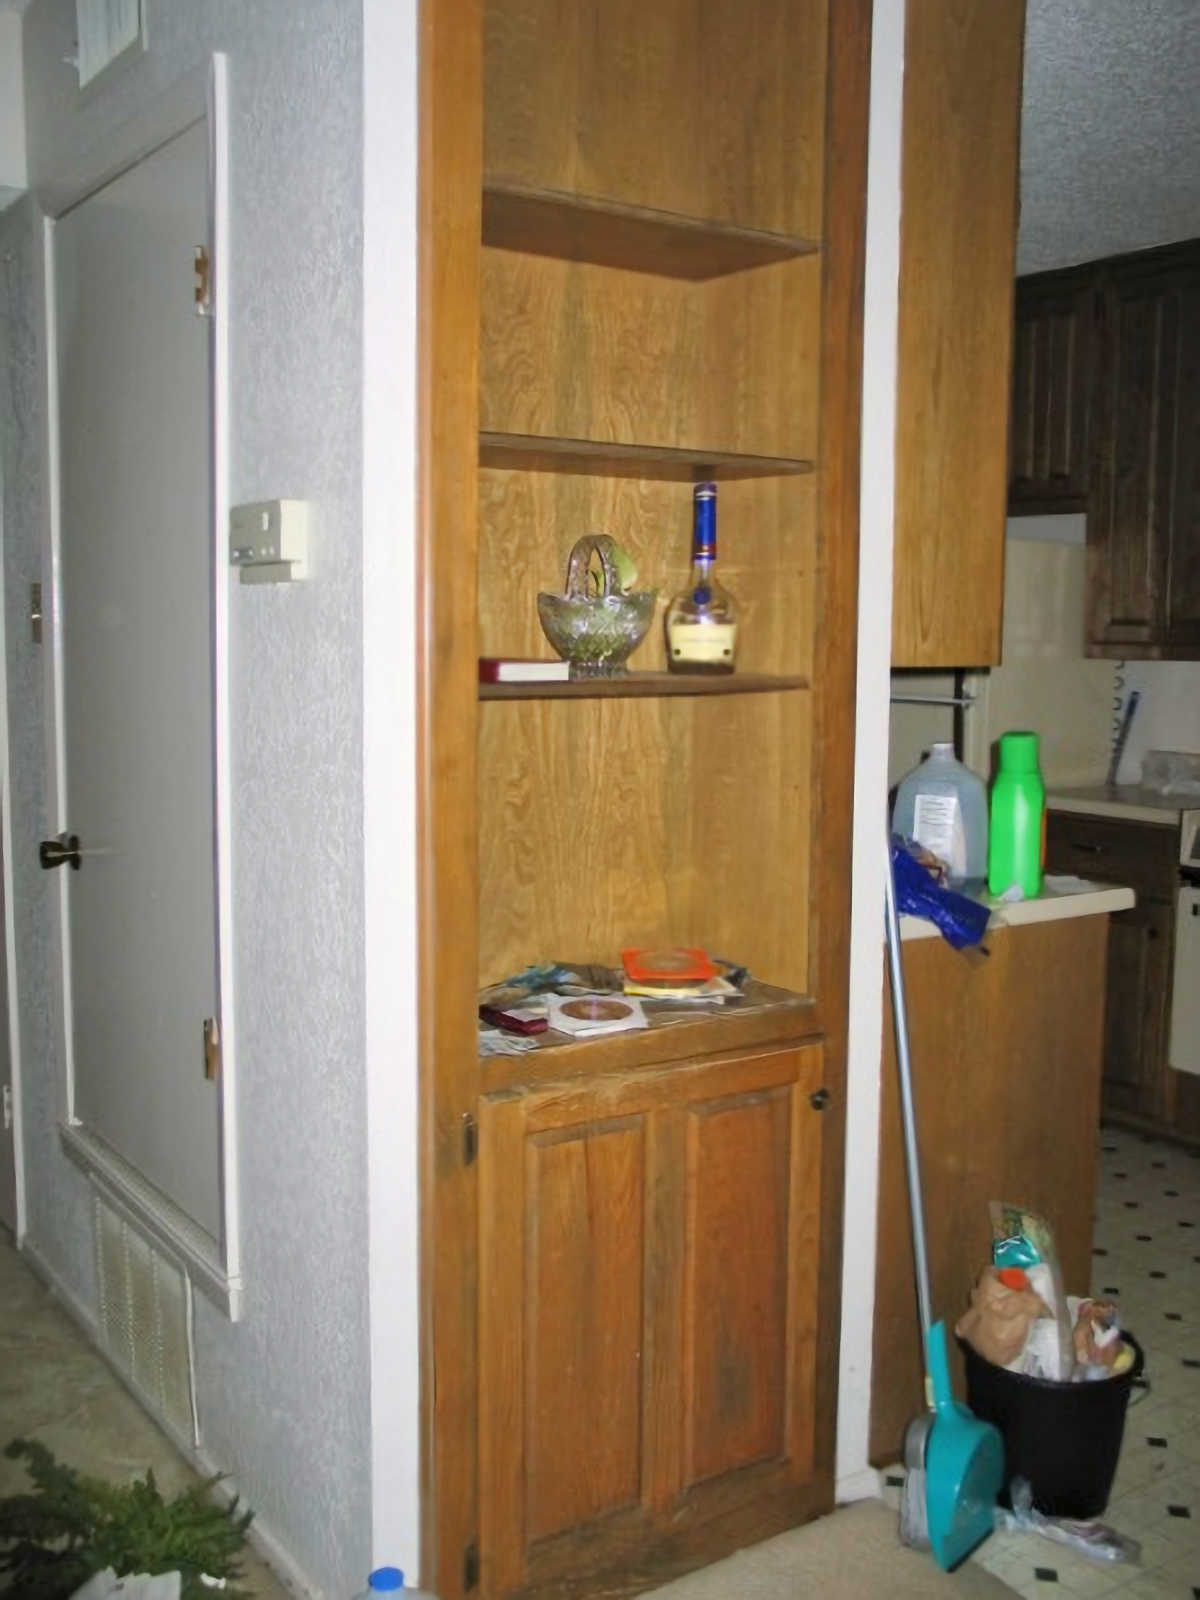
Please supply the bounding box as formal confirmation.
[899,875,1135,942]
[1047,784,1190,826]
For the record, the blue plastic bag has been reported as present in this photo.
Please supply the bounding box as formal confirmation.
[890,835,990,950]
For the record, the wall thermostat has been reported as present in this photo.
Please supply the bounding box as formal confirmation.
[229,500,310,583]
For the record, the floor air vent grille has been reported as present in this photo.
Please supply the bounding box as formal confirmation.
[93,1189,198,1446]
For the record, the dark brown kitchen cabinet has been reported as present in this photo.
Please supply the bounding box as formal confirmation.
[1008,266,1094,514]
[1086,242,1200,658]
[1100,899,1174,1124]
[1045,810,1178,1132]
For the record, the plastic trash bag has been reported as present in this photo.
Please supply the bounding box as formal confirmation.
[995,1478,1141,1566]
[890,835,990,950]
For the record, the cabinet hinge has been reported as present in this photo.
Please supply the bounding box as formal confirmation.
[194,246,212,316]
[463,1538,480,1591]
[462,1112,478,1166]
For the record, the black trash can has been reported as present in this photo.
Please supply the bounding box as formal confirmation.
[961,1334,1145,1519]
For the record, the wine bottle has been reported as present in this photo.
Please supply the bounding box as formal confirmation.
[665,483,738,673]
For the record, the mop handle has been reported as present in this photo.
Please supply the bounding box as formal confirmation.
[883,834,934,1347]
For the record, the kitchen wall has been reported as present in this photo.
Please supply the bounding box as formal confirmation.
[965,516,1114,786]
[1114,660,1200,783]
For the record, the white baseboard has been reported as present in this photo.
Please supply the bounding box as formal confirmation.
[836,1465,885,1504]
[16,1234,322,1598]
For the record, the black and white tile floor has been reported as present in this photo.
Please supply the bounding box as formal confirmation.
[966,1126,1200,1599]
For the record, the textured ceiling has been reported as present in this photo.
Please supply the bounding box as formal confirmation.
[1019,0,1200,274]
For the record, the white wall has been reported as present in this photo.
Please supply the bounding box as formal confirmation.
[4,2,421,1593]
[835,0,905,1500]
[966,521,1113,787]
[0,11,26,200]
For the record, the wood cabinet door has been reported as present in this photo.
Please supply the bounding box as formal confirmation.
[1008,268,1095,514]
[1088,258,1186,654]
[478,1042,827,1598]
[1102,900,1174,1123]
[1164,265,1200,653]
[890,0,1024,669]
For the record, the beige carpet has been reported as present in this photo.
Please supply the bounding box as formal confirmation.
[639,1499,1020,1598]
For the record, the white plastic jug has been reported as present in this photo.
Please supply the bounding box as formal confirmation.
[892,742,988,885]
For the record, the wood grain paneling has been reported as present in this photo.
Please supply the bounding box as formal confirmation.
[890,0,1024,668]
[479,1043,826,1598]
[477,691,812,992]
[483,0,827,237]
[869,917,1110,1467]
[480,251,820,463]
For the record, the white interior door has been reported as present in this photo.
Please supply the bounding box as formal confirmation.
[52,120,222,1243]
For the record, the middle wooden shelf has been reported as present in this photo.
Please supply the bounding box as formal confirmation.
[479,671,810,700]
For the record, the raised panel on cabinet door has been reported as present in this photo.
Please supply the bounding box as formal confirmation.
[1008,272,1093,512]
[526,1119,646,1541]
[1164,271,1200,651]
[1087,272,1180,651]
[1101,901,1173,1123]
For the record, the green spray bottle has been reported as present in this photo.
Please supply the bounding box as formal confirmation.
[987,731,1045,897]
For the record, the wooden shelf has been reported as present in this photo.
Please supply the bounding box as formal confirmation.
[480,431,813,481]
[480,983,821,1091]
[480,671,810,701]
[482,178,818,280]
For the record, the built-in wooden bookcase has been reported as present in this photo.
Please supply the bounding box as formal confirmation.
[419,1,868,1594]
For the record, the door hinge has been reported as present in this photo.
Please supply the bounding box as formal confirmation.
[30,582,43,644]
[2,1082,11,1131]
[193,246,212,316]
[462,1112,478,1167]
[463,1539,480,1591]
[203,1017,222,1081]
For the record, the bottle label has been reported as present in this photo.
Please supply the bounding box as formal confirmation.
[913,792,965,878]
[692,484,717,558]
[669,621,736,665]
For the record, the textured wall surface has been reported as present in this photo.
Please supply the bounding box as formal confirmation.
[13,3,372,1594]
[1020,0,1200,273]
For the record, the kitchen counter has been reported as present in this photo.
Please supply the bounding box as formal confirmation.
[898,874,1135,942]
[1047,782,1190,826]
[872,892,1122,1464]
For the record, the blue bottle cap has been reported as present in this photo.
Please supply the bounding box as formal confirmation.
[368,1568,404,1592]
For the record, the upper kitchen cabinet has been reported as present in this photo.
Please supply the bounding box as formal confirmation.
[1008,266,1095,515]
[890,0,1025,669]
[1087,242,1200,658]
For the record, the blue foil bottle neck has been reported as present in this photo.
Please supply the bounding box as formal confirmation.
[692,481,717,560]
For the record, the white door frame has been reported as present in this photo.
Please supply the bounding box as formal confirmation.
[39,56,241,1318]
[0,460,27,1241]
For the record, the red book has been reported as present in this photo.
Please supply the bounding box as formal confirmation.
[621,947,720,983]
[479,657,570,684]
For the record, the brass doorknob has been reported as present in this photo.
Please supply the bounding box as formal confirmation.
[39,834,82,871]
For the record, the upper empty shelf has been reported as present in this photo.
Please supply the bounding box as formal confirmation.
[482,178,819,280]
[480,432,814,481]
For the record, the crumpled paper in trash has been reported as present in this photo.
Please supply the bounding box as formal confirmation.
[955,1264,1053,1369]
